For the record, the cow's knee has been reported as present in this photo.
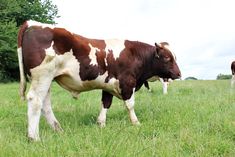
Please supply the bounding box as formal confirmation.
[27,91,43,114]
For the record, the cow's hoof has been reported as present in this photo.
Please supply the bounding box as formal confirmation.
[132,121,141,126]
[97,121,106,128]
[28,135,40,142]
[53,122,63,132]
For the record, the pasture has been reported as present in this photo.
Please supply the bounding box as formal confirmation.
[0,80,235,157]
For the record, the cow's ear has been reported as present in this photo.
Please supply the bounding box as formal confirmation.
[155,42,160,58]
[155,42,159,47]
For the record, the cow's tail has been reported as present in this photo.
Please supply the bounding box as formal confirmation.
[17,21,29,101]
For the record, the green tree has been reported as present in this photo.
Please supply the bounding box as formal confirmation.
[0,21,18,82]
[0,0,59,82]
[216,74,232,80]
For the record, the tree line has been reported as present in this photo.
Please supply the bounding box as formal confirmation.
[0,0,58,82]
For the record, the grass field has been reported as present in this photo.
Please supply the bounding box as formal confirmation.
[0,80,235,157]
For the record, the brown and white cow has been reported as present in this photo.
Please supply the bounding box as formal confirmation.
[231,61,235,87]
[144,76,172,94]
[17,20,181,141]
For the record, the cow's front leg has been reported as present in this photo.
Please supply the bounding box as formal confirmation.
[97,91,113,127]
[124,89,140,125]
[120,76,140,125]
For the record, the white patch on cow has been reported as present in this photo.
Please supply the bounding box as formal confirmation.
[45,41,56,56]
[105,39,125,60]
[106,77,121,98]
[88,43,99,66]
[124,88,140,125]
[53,50,122,97]
[97,106,108,127]
[27,20,55,29]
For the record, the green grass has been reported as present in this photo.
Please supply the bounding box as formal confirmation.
[0,80,235,157]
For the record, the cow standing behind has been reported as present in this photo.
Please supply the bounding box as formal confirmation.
[144,76,172,94]
[17,20,181,141]
[231,61,235,87]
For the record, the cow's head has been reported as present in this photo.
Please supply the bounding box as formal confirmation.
[152,42,181,80]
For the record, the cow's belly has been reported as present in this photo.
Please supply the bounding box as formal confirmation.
[55,73,122,98]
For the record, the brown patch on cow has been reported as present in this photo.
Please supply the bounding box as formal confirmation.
[52,28,74,54]
[22,26,53,74]
[96,49,107,75]
[18,21,29,48]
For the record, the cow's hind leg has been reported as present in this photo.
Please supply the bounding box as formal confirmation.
[97,91,113,127]
[27,78,53,141]
[27,59,56,141]
[42,88,62,132]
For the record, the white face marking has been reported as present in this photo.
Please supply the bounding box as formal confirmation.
[27,20,55,29]
[45,41,56,56]
[159,43,176,61]
[88,43,99,66]
[105,39,125,60]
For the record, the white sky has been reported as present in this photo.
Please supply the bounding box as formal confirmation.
[52,0,235,79]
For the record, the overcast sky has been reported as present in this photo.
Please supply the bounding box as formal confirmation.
[52,0,235,80]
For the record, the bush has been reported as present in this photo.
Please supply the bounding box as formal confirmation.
[216,74,232,80]
[185,77,198,80]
